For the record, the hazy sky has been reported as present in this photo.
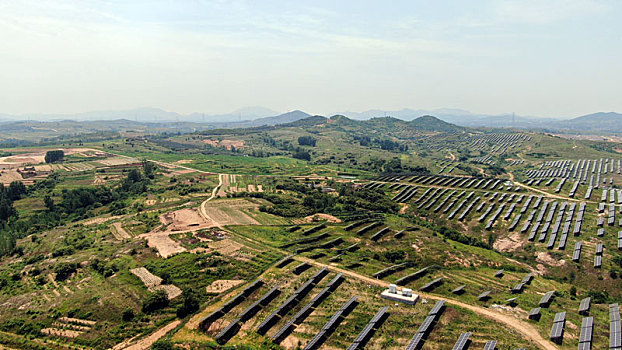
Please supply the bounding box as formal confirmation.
[1,0,620,118]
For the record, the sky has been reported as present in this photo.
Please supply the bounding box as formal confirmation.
[0,0,621,118]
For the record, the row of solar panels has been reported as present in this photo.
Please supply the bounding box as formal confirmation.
[347,306,389,350]
[271,272,344,344]
[302,296,359,350]
[405,300,446,350]
[215,283,282,344]
[198,279,264,332]
[256,267,330,335]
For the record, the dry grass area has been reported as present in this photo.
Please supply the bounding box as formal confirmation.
[141,232,187,258]
[110,222,132,240]
[208,239,244,256]
[130,267,182,299]
[205,279,245,294]
[293,213,342,224]
[130,267,163,288]
[152,284,182,300]
[202,199,261,226]
[96,156,138,166]
[82,215,123,226]
[41,328,83,338]
[40,317,96,339]
[0,170,23,184]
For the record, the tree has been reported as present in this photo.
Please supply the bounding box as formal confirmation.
[293,150,311,161]
[54,262,77,281]
[44,150,64,163]
[176,288,200,318]
[297,136,317,147]
[142,160,157,179]
[142,289,169,312]
[122,309,135,322]
[44,195,55,212]
[7,181,26,201]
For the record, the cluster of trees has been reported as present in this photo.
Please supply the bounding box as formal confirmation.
[354,136,408,152]
[0,182,27,256]
[44,150,64,163]
[255,180,398,218]
[0,161,157,258]
[297,136,317,146]
[361,157,428,174]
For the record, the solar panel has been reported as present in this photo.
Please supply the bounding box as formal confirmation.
[452,332,471,350]
[553,311,566,323]
[478,291,492,300]
[528,307,541,319]
[483,340,498,350]
[539,291,555,306]
[428,300,446,316]
[405,332,424,350]
[579,297,591,314]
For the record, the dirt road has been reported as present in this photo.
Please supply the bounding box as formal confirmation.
[118,320,181,350]
[199,173,224,227]
[508,172,595,203]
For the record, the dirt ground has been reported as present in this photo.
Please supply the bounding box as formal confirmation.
[160,208,215,232]
[493,232,525,252]
[140,232,187,258]
[119,320,181,350]
[205,279,245,294]
[202,139,245,150]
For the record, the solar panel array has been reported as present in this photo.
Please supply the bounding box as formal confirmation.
[217,283,282,344]
[347,306,389,350]
[405,300,446,350]
[395,266,434,285]
[420,277,444,292]
[483,340,498,350]
[302,296,358,350]
[256,268,331,335]
[573,241,583,262]
[595,243,604,268]
[272,273,344,344]
[198,279,264,331]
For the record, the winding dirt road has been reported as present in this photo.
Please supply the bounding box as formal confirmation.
[198,173,224,228]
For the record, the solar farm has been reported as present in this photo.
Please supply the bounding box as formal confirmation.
[2,116,622,350]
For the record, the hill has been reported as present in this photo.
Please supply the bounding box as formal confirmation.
[408,115,465,132]
[556,112,622,132]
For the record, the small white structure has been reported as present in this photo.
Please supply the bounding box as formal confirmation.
[381,284,419,305]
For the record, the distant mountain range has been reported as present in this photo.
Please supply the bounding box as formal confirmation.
[0,107,620,134]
